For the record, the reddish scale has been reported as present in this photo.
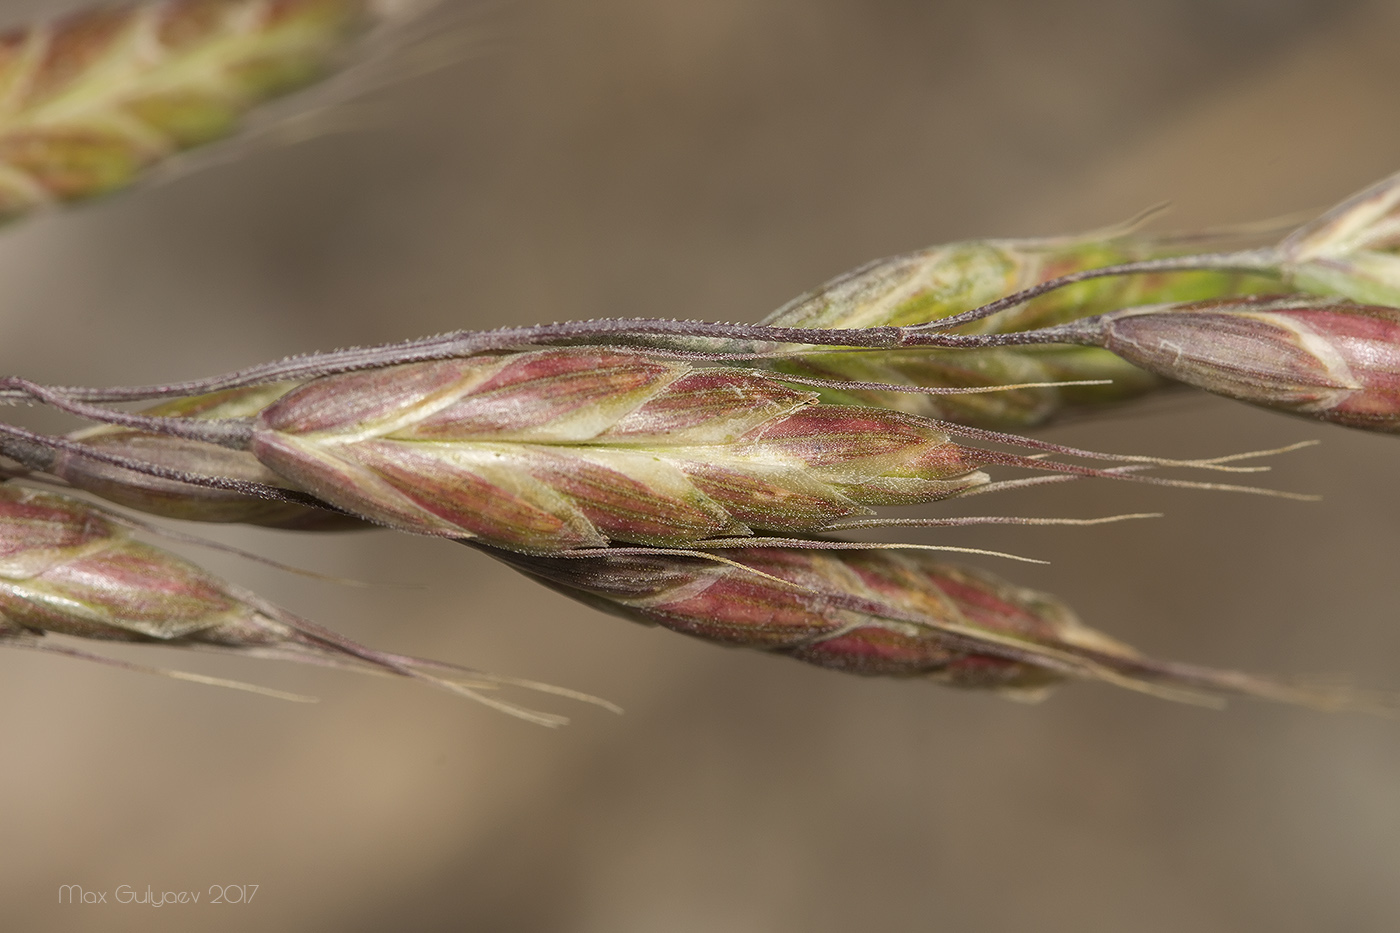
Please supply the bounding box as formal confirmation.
[902,443,990,481]
[0,496,114,557]
[927,573,1057,641]
[518,450,737,545]
[1289,307,1400,426]
[155,0,229,51]
[679,462,864,528]
[787,626,958,676]
[838,560,971,628]
[747,406,949,470]
[1036,255,1083,282]
[645,573,837,647]
[406,352,674,440]
[603,369,813,440]
[349,441,596,549]
[258,359,484,435]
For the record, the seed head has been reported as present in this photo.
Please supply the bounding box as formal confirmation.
[247,348,996,553]
[496,544,1116,693]
[0,483,302,645]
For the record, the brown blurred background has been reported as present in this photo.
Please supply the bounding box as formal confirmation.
[3,0,1400,930]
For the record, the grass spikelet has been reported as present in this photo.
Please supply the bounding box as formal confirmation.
[0,0,392,220]
[486,543,1397,714]
[1047,297,1400,433]
[0,483,607,723]
[747,228,1282,428]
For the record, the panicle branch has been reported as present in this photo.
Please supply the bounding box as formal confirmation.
[3,170,1400,419]
[0,348,1308,554]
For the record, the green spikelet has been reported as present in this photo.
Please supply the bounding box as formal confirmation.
[758,233,1282,429]
[0,0,373,217]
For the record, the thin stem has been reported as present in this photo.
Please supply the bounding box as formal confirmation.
[904,248,1282,332]
[0,377,254,446]
[0,423,319,504]
[0,249,1283,404]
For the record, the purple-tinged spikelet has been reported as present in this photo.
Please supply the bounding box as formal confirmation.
[246,349,997,553]
[0,484,609,721]
[493,544,1393,712]
[0,345,1293,547]
[1057,297,1400,432]
[497,545,1104,692]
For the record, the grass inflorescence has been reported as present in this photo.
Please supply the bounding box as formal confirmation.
[3,0,1400,719]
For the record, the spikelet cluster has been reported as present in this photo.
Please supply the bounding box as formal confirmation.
[0,483,302,646]
[3,4,1400,720]
[499,544,1120,693]
[244,348,996,553]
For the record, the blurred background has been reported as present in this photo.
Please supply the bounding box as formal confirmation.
[2,0,1400,929]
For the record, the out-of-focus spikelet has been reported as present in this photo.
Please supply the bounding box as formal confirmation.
[0,0,378,217]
